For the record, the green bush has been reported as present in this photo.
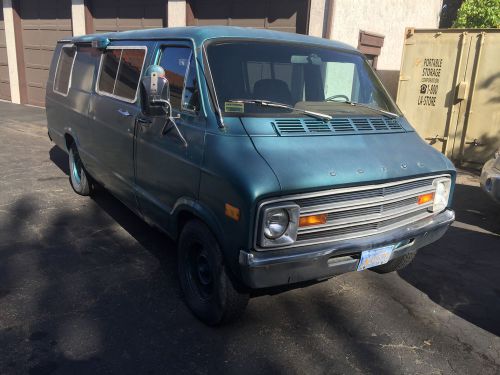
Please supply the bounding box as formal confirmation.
[452,0,500,28]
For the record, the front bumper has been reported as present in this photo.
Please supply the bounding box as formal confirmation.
[480,159,500,203]
[239,209,455,289]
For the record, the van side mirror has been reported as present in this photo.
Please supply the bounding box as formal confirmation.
[141,65,171,117]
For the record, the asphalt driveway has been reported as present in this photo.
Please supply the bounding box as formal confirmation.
[0,101,499,374]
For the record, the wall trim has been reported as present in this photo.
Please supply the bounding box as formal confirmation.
[2,0,20,103]
[71,0,86,36]
[168,0,186,28]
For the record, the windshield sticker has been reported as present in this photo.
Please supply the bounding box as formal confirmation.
[224,102,244,113]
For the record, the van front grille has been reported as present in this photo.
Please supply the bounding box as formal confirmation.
[256,175,448,249]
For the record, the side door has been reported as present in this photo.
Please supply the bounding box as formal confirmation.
[88,42,153,209]
[135,42,205,231]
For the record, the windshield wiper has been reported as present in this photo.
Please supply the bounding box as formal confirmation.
[227,99,333,121]
[325,99,399,119]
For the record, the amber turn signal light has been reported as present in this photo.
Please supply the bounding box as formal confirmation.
[417,192,434,205]
[225,203,240,221]
[299,213,328,227]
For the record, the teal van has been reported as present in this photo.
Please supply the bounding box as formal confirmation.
[46,26,455,325]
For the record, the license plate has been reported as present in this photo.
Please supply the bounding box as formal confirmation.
[357,245,394,271]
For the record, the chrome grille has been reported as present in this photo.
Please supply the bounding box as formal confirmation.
[274,116,405,136]
[297,208,430,242]
[255,175,449,250]
[296,178,432,210]
[295,176,438,246]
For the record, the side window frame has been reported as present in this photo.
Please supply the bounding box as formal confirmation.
[95,45,148,104]
[53,44,77,97]
[180,50,200,115]
[156,41,203,117]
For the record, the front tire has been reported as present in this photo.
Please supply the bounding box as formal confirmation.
[68,143,91,196]
[178,220,249,325]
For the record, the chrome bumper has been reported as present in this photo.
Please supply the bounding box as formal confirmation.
[480,159,500,203]
[239,209,455,289]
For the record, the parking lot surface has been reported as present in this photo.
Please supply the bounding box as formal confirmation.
[0,101,499,374]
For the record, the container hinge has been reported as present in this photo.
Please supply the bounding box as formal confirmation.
[465,138,484,147]
[456,81,468,101]
[404,28,415,44]
[425,135,448,143]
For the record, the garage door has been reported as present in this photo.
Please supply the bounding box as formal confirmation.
[187,0,310,34]
[19,0,72,106]
[0,3,10,101]
[88,0,166,34]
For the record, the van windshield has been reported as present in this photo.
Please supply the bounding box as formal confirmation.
[206,41,400,117]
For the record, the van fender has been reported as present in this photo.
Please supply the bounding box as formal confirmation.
[170,197,225,245]
[63,126,81,151]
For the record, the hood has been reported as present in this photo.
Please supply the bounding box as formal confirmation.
[240,118,452,194]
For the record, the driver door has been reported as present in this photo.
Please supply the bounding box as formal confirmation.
[134,42,205,231]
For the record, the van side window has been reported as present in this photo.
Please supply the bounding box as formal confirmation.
[98,49,121,94]
[114,50,146,100]
[71,46,98,93]
[158,46,191,110]
[54,46,76,96]
[182,53,200,113]
[97,47,146,102]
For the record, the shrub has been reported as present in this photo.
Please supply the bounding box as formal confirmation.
[452,0,500,28]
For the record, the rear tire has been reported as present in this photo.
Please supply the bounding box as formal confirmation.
[372,252,416,274]
[178,220,249,325]
[68,143,91,196]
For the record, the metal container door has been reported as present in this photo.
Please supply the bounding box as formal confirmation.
[456,31,500,166]
[397,30,468,157]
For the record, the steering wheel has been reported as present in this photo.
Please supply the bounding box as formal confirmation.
[326,94,350,102]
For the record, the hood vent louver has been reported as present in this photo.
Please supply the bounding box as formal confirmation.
[273,117,405,136]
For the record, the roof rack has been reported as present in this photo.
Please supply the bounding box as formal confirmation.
[72,35,110,49]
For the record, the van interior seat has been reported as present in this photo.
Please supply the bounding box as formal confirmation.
[253,79,293,105]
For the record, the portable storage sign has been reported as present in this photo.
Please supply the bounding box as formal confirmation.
[397,28,500,167]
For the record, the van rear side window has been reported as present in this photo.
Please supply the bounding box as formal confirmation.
[53,46,76,96]
[97,47,146,102]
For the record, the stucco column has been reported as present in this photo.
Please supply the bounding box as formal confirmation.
[168,0,187,27]
[2,0,20,104]
[71,0,87,36]
[308,0,327,38]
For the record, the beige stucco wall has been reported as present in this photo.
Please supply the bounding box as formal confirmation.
[326,0,443,97]
[168,0,186,27]
[2,0,20,104]
[71,0,86,36]
[308,0,328,37]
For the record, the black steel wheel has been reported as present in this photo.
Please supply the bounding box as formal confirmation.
[178,220,249,325]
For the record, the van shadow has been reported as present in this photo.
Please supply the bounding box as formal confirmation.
[50,144,500,339]
[398,183,500,336]
[49,145,176,265]
[43,145,398,373]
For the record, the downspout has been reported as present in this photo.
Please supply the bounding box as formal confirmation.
[323,0,335,39]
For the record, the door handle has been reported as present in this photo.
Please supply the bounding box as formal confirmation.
[118,109,131,117]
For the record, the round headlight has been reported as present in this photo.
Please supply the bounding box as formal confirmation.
[432,179,451,213]
[264,209,290,239]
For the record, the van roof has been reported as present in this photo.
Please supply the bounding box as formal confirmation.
[69,26,356,52]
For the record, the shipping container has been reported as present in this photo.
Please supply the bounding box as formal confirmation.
[396,28,500,167]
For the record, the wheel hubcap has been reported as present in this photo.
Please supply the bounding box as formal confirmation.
[72,156,81,185]
[187,245,214,299]
[196,254,212,286]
